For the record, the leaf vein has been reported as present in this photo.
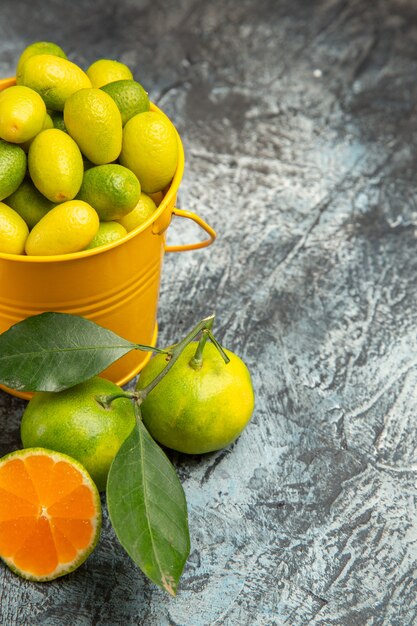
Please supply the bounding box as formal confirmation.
[139,425,166,582]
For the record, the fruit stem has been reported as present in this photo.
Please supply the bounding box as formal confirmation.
[133,399,143,426]
[134,344,169,355]
[95,391,139,409]
[189,330,210,369]
[95,314,230,409]
[188,319,230,370]
[137,314,216,401]
[207,330,231,364]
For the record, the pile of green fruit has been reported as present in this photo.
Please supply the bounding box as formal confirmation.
[0,42,179,256]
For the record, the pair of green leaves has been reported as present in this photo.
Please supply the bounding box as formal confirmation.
[0,312,194,596]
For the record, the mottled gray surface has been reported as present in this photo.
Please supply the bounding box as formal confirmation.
[1,0,417,624]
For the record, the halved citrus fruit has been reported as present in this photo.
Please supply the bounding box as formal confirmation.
[0,447,101,581]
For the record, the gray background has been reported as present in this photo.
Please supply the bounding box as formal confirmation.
[1,0,417,624]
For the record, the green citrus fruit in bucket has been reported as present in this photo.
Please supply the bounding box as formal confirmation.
[20,377,136,491]
[136,342,255,454]
[0,85,46,143]
[86,221,127,249]
[77,163,141,221]
[100,79,150,125]
[0,139,26,200]
[0,202,29,254]
[63,88,122,164]
[28,128,84,202]
[4,178,54,228]
[117,192,156,232]
[16,41,67,84]
[86,59,133,88]
[120,111,179,193]
[25,200,99,256]
[19,54,91,111]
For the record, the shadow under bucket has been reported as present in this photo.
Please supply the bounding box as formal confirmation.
[0,77,216,399]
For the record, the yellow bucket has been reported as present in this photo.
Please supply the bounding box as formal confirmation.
[0,77,216,399]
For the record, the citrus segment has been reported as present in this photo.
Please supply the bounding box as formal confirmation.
[0,518,37,555]
[13,516,57,577]
[48,484,97,518]
[25,454,81,506]
[50,523,78,562]
[0,448,101,581]
[0,487,38,520]
[0,457,39,505]
[53,517,96,549]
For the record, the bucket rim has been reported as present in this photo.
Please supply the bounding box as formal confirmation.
[0,78,184,264]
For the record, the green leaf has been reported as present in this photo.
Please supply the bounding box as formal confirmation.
[107,419,190,596]
[0,312,138,392]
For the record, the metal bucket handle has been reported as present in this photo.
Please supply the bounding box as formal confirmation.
[164,208,216,252]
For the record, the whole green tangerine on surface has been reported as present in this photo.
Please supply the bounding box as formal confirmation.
[136,341,255,454]
[20,376,136,491]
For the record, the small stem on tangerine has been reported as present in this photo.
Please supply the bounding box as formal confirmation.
[133,398,143,426]
[133,343,169,355]
[95,391,139,409]
[139,314,216,401]
[189,330,210,370]
[206,330,230,364]
[96,314,229,412]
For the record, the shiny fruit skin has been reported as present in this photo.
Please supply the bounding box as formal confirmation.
[28,129,84,203]
[117,192,156,232]
[86,59,133,88]
[77,164,141,221]
[137,342,255,454]
[25,200,99,256]
[4,178,54,229]
[0,139,26,201]
[120,111,179,193]
[86,221,127,249]
[20,376,136,491]
[100,79,150,125]
[64,88,122,165]
[0,202,29,254]
[0,85,46,144]
[20,54,91,111]
[16,41,67,84]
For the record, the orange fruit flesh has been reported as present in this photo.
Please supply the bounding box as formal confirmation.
[0,450,100,580]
